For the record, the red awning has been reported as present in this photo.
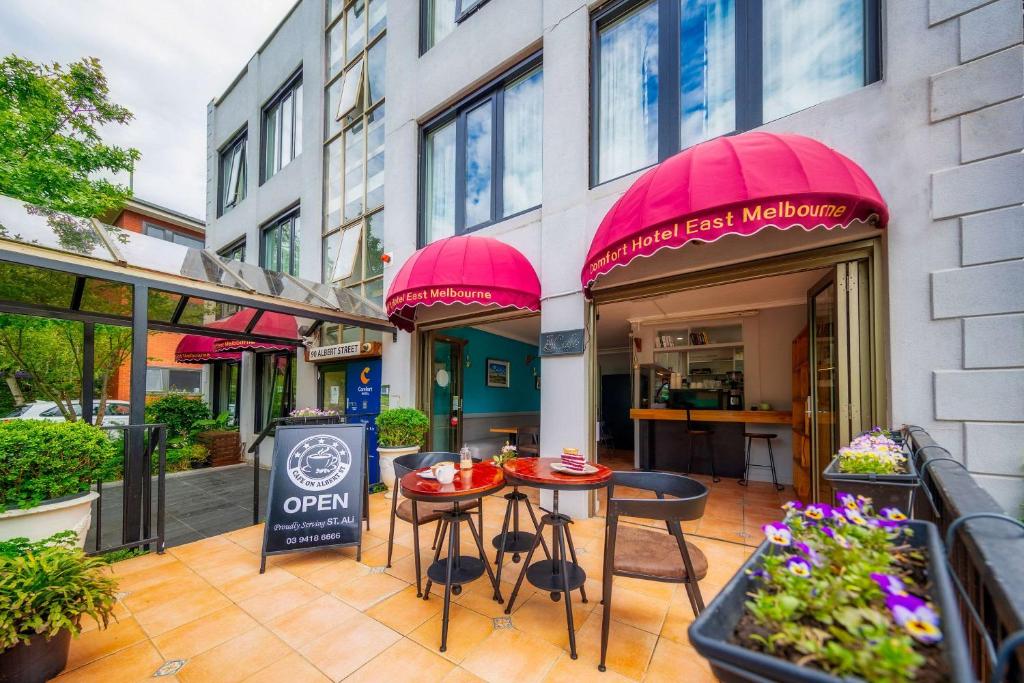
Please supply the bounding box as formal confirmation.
[386,235,541,332]
[212,309,298,353]
[581,132,888,294]
[174,333,241,364]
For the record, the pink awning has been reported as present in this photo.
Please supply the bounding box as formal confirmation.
[386,235,541,332]
[212,309,298,353]
[581,132,888,294]
[174,333,241,364]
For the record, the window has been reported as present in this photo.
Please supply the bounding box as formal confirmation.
[146,367,202,394]
[323,210,383,298]
[261,210,300,276]
[592,0,879,184]
[218,238,245,263]
[218,131,247,215]
[421,57,542,243]
[262,71,303,182]
[143,222,205,249]
[421,0,490,51]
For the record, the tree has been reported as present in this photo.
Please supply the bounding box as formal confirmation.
[0,55,140,218]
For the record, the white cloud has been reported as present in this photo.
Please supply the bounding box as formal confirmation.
[0,0,297,221]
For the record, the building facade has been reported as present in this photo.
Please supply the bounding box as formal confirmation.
[208,0,1024,515]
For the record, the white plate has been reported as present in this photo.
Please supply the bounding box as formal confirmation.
[417,470,436,480]
[551,462,599,475]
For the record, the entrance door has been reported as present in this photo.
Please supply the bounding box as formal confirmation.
[429,336,463,452]
[806,261,874,502]
[791,326,811,501]
[320,364,346,413]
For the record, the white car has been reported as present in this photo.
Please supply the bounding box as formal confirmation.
[3,400,132,426]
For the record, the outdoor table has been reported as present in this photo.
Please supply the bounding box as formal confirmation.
[501,457,613,659]
[399,462,506,653]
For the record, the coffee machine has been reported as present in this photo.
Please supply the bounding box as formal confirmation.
[725,371,744,410]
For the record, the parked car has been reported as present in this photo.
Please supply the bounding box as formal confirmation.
[2,401,131,426]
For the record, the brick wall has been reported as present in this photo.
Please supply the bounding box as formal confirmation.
[112,209,205,241]
[108,332,198,401]
[928,0,1024,512]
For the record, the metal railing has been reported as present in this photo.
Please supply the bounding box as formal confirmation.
[90,423,167,556]
[908,426,1024,682]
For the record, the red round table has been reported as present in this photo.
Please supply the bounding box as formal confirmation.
[399,462,506,653]
[501,457,613,659]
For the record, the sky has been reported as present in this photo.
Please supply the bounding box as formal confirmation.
[0,0,296,221]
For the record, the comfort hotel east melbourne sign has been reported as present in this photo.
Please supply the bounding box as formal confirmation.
[260,423,366,571]
[386,285,494,311]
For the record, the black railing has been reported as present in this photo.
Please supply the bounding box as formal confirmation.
[89,423,167,556]
[908,425,1024,682]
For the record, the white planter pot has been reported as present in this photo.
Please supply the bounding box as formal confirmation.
[377,446,421,498]
[0,491,99,549]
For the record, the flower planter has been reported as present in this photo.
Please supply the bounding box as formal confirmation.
[196,430,242,467]
[688,520,972,683]
[0,491,99,549]
[377,446,420,498]
[0,629,71,683]
[822,452,919,513]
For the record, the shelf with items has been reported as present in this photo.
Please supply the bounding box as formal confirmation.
[652,323,743,350]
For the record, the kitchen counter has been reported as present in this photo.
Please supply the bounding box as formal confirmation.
[630,408,792,424]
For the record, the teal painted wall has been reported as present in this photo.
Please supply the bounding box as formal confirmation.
[443,327,540,414]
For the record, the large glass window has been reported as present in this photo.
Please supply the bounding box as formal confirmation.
[421,58,542,243]
[218,238,245,263]
[143,223,204,249]
[422,0,490,51]
[593,0,878,184]
[218,131,247,216]
[261,210,300,276]
[262,72,303,182]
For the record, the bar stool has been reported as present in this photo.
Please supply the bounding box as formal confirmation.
[739,432,784,491]
[492,481,551,586]
[683,407,719,482]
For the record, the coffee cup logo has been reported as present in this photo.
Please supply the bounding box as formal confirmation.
[286,434,352,491]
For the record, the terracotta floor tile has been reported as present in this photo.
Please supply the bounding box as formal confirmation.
[360,539,413,567]
[272,548,348,579]
[242,652,330,683]
[332,570,408,610]
[79,598,129,634]
[168,535,237,564]
[267,594,359,649]
[217,566,296,602]
[304,557,371,592]
[152,605,259,660]
[643,637,714,682]
[572,614,658,680]
[115,558,194,594]
[64,616,148,671]
[238,576,323,622]
[298,612,401,681]
[177,625,291,683]
[597,583,669,635]
[122,573,210,613]
[225,524,266,553]
[365,585,443,634]
[383,552,423,585]
[408,604,494,664]
[609,575,676,602]
[460,627,562,683]
[509,592,592,650]
[54,640,164,683]
[443,667,487,682]
[133,586,233,637]
[542,652,634,683]
[345,637,456,682]
[190,550,263,586]
[108,550,179,577]
[659,593,700,646]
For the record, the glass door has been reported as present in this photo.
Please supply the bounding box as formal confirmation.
[808,272,838,504]
[429,336,464,452]
[320,364,346,413]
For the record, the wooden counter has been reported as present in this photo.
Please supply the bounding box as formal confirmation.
[630,408,792,425]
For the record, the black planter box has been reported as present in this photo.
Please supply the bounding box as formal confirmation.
[0,630,71,683]
[822,448,919,513]
[688,521,973,683]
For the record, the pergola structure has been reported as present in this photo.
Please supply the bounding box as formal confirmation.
[0,194,394,543]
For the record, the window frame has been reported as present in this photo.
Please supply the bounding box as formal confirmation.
[260,66,304,184]
[589,0,881,187]
[217,126,248,217]
[218,237,246,263]
[259,205,301,276]
[419,0,493,54]
[418,52,543,246]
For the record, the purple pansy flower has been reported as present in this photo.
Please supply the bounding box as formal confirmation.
[871,573,909,596]
[886,595,943,644]
[745,568,769,580]
[822,526,852,549]
[803,503,832,521]
[794,541,825,567]
[837,492,860,511]
[879,507,908,521]
[781,500,803,512]
[829,508,849,526]
[763,522,792,546]
[845,508,869,526]
[785,556,812,578]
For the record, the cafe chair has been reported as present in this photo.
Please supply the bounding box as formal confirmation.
[387,452,483,597]
[516,426,540,456]
[598,471,709,672]
[683,407,719,482]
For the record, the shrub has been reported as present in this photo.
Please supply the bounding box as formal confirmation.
[191,411,236,435]
[0,420,116,510]
[165,443,208,472]
[145,393,210,443]
[376,408,429,448]
[0,532,118,651]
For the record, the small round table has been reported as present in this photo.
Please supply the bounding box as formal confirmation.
[501,457,613,659]
[399,463,506,653]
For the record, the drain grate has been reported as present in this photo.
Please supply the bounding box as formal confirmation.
[153,660,186,677]
[369,566,387,574]
[492,616,513,630]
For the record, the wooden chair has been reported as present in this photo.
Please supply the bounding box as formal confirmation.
[599,471,709,672]
[516,426,540,456]
[387,452,483,597]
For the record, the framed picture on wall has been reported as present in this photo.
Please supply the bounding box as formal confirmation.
[486,359,510,388]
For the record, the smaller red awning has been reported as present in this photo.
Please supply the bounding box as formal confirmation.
[386,235,541,332]
[212,309,298,353]
[174,334,241,364]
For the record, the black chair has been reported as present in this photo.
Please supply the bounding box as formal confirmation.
[599,471,709,672]
[386,452,483,597]
[683,407,719,482]
[739,432,784,491]
[515,426,540,456]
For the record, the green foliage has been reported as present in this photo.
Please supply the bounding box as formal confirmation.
[0,55,139,218]
[0,531,118,650]
[0,531,78,559]
[145,394,211,444]
[99,547,146,564]
[191,411,237,436]
[165,443,208,473]
[375,408,429,448]
[0,420,115,510]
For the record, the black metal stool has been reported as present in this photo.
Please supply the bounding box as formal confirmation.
[683,407,719,482]
[492,485,551,585]
[739,432,783,491]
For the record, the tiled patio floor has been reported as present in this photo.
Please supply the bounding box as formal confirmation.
[58,480,790,682]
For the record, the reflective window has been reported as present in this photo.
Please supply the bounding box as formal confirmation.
[366,105,385,210]
[344,119,364,222]
[502,68,543,216]
[262,73,302,181]
[680,0,735,148]
[143,222,204,249]
[218,131,247,215]
[327,20,345,79]
[346,0,366,63]
[219,239,245,263]
[261,210,300,276]
[323,137,342,230]
[367,38,385,104]
[464,101,493,228]
[369,0,386,38]
[424,120,456,243]
[422,0,490,51]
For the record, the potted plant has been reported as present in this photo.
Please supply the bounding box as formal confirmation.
[688,494,972,682]
[823,427,918,511]
[0,532,118,683]
[375,408,429,497]
[193,412,241,467]
[0,420,116,548]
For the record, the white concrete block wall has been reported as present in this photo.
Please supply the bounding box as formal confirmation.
[928,0,1024,513]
